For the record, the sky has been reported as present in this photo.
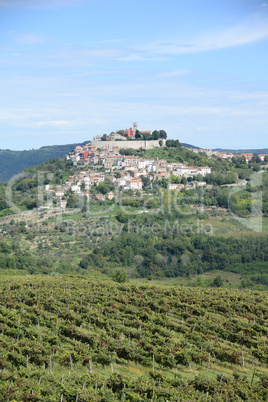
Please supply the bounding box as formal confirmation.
[0,0,268,150]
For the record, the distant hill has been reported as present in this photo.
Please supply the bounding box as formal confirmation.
[0,141,88,183]
[213,148,268,155]
[181,144,268,155]
[181,142,201,149]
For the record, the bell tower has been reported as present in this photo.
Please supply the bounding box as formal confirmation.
[133,122,138,133]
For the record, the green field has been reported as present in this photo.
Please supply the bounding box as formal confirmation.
[0,275,267,401]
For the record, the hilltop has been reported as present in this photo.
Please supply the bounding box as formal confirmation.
[0,132,267,184]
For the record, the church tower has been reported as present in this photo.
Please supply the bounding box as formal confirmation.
[133,122,138,133]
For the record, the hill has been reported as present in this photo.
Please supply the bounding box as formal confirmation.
[2,139,266,185]
[213,148,268,155]
[181,142,201,149]
[0,274,267,401]
[0,141,88,183]
[0,148,267,288]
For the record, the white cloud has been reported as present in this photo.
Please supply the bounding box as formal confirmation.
[1,45,128,68]
[156,70,193,78]
[0,50,267,149]
[134,13,268,58]
[7,31,51,45]
[34,120,69,127]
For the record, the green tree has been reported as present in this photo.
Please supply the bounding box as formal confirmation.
[66,191,79,208]
[211,275,224,287]
[112,269,128,283]
[159,130,167,139]
[152,130,159,140]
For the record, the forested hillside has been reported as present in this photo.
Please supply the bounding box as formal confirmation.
[0,275,267,401]
[0,142,88,183]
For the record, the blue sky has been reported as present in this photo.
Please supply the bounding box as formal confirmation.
[0,0,267,150]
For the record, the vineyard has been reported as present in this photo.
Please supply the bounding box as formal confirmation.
[0,275,267,401]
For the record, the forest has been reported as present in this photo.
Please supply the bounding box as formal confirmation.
[0,142,88,183]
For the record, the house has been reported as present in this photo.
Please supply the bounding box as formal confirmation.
[107,133,126,141]
[138,158,155,169]
[167,184,184,191]
[196,181,207,187]
[121,172,132,181]
[133,169,146,178]
[123,155,139,166]
[242,153,254,163]
[124,127,136,137]
[185,182,196,190]
[126,179,143,190]
[71,185,81,193]
[104,156,116,169]
[114,178,126,187]
[75,145,83,151]
[60,199,67,208]
[159,171,169,178]
[95,194,105,201]
[71,154,80,162]
[55,190,65,197]
[89,174,105,185]
[106,192,114,200]
[199,166,211,175]
[200,149,213,156]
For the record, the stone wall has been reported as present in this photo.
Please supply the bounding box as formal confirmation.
[91,139,165,150]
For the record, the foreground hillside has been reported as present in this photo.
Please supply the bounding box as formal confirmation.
[0,275,267,401]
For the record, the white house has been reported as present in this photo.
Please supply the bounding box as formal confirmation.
[115,178,126,187]
[55,190,65,197]
[196,181,207,187]
[71,185,81,193]
[126,179,143,190]
[199,167,211,175]
[138,158,155,169]
[167,184,184,191]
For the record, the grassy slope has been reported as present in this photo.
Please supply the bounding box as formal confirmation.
[0,275,267,401]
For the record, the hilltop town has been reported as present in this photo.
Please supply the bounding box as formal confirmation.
[43,124,209,207]
[34,123,266,208]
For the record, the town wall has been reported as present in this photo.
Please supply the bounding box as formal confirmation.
[91,139,165,150]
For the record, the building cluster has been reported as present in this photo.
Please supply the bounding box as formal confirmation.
[42,141,213,207]
[93,122,152,142]
[185,147,267,162]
